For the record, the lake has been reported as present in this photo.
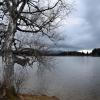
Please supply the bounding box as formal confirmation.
[2,57,100,100]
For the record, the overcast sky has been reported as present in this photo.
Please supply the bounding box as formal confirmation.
[53,0,100,51]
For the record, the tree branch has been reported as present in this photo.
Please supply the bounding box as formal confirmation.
[17,26,40,33]
[21,0,61,14]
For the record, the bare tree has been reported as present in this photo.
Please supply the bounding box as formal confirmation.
[0,0,72,96]
[14,66,29,93]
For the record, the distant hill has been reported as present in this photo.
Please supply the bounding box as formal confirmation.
[55,51,85,56]
[0,48,100,57]
[91,48,100,56]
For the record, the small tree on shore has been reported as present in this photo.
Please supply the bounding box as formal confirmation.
[0,0,72,96]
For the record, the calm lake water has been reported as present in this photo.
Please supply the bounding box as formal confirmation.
[19,56,100,100]
[2,57,100,100]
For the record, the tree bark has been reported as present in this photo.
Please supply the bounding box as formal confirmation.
[2,16,16,95]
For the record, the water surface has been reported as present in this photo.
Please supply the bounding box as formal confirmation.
[8,57,100,100]
[21,57,100,100]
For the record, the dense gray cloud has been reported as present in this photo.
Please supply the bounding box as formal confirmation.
[40,0,100,51]
[84,0,100,47]
[50,41,81,51]
[56,0,100,51]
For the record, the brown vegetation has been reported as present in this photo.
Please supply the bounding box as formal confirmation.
[18,94,60,100]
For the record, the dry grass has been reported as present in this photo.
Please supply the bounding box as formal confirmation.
[18,94,60,100]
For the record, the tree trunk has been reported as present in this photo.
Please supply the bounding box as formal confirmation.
[2,16,16,96]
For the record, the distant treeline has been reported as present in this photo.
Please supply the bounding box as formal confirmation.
[0,48,100,56]
[91,48,100,56]
[46,48,100,56]
[46,51,86,56]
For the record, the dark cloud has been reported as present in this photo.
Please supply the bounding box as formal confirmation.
[62,0,100,50]
[84,0,100,48]
[50,42,81,51]
[49,0,100,51]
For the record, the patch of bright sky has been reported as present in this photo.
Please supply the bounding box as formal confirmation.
[79,50,92,53]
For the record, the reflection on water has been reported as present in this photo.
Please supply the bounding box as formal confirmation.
[2,57,100,100]
[23,57,100,100]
